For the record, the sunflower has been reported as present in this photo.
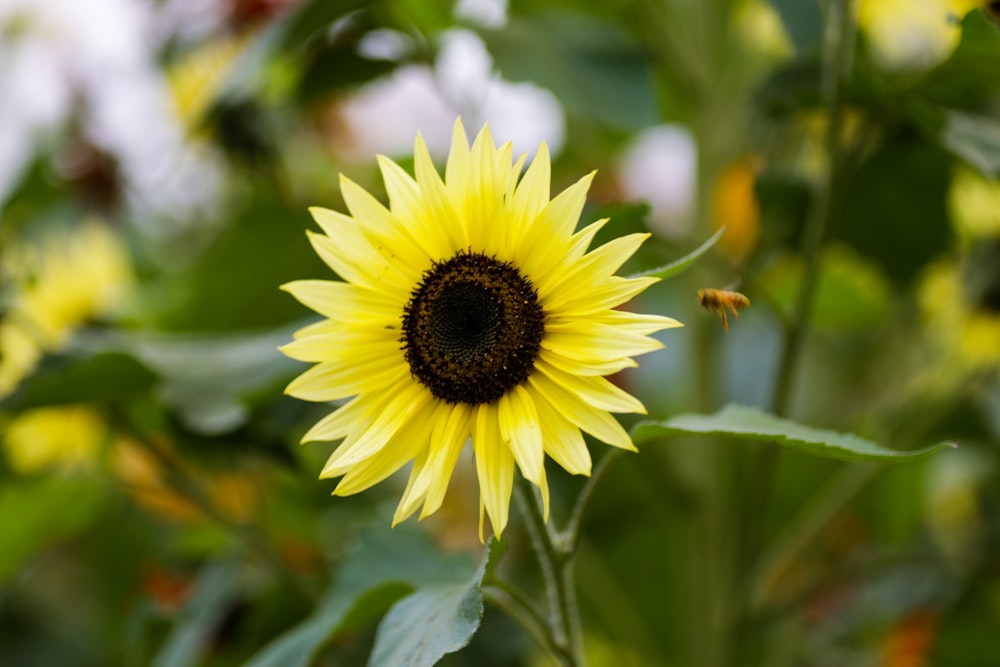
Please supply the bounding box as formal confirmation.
[281,120,680,538]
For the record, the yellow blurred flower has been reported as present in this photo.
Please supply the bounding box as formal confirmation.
[2,405,108,473]
[856,0,979,71]
[167,36,246,130]
[0,323,43,399]
[734,0,793,61]
[949,165,1000,241]
[0,222,131,396]
[920,253,1000,370]
[712,156,761,260]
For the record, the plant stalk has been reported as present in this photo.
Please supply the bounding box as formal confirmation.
[515,476,586,667]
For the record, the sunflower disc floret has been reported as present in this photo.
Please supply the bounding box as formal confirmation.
[281,119,682,538]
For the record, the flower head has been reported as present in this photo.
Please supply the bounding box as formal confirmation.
[281,120,680,538]
[0,222,131,397]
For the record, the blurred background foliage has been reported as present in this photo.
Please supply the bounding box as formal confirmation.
[1,0,999,665]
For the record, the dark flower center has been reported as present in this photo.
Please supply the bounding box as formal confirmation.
[401,251,545,405]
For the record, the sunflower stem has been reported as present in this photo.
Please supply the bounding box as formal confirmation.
[562,448,625,555]
[482,581,561,659]
[515,476,586,667]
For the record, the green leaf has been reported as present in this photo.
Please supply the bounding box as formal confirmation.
[245,523,478,667]
[940,109,1000,178]
[0,352,158,411]
[368,538,503,667]
[632,404,955,463]
[631,227,725,280]
[124,328,299,435]
[758,244,891,332]
[297,48,397,103]
[0,477,106,584]
[278,0,371,52]
[916,9,1000,107]
[483,11,658,130]
[829,135,951,285]
[152,563,244,667]
[768,0,823,54]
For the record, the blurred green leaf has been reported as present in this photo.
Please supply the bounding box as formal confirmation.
[124,327,300,436]
[768,0,823,54]
[830,134,952,285]
[758,244,891,332]
[632,227,725,281]
[917,9,1000,107]
[246,523,478,667]
[0,352,157,412]
[0,477,106,584]
[375,0,454,36]
[940,109,1000,178]
[152,563,244,667]
[297,48,397,104]
[367,539,501,666]
[633,404,955,463]
[144,184,327,332]
[279,0,370,52]
[482,11,658,129]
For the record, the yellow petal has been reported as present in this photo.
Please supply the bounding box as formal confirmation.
[536,362,647,415]
[473,403,514,538]
[549,276,658,315]
[498,384,544,485]
[285,358,407,402]
[528,371,636,451]
[320,381,431,477]
[419,403,473,517]
[533,394,592,476]
[334,400,436,496]
[280,280,401,324]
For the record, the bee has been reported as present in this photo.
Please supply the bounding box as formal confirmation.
[697,288,750,331]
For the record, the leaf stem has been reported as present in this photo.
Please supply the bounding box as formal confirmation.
[561,449,625,555]
[514,476,585,667]
[482,581,561,659]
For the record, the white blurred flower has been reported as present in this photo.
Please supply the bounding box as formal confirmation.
[338,29,564,161]
[0,0,222,223]
[617,124,697,235]
[454,0,508,28]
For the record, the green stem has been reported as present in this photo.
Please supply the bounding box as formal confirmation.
[482,581,560,659]
[734,0,855,659]
[772,0,853,418]
[561,448,625,555]
[515,476,585,667]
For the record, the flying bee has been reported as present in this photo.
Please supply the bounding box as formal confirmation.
[697,289,750,331]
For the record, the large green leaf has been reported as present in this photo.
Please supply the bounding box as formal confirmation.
[245,523,479,667]
[632,404,955,463]
[368,538,503,667]
[0,352,158,411]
